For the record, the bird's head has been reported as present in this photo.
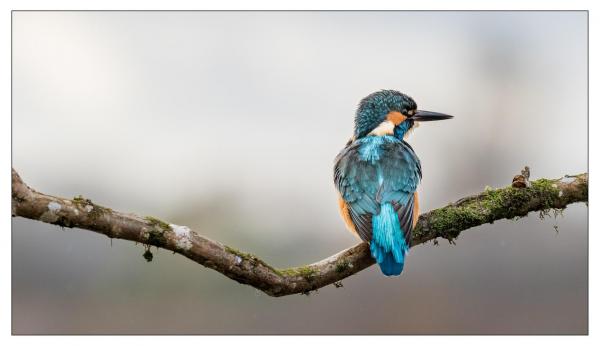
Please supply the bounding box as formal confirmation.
[354,90,453,139]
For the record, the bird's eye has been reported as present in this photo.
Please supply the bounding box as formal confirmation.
[407,109,415,116]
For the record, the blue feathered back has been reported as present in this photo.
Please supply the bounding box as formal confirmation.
[334,135,421,276]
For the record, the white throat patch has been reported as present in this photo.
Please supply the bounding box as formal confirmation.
[368,120,395,136]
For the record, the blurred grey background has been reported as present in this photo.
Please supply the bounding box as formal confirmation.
[12,11,587,334]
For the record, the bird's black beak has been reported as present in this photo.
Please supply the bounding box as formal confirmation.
[412,110,453,122]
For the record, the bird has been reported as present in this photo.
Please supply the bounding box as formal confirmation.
[334,90,453,276]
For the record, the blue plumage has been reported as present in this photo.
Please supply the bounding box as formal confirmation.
[334,90,452,277]
[371,203,409,276]
[335,134,420,276]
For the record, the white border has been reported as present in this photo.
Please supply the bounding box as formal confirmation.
[1,1,596,345]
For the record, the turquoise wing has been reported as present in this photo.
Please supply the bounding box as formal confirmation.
[334,136,421,244]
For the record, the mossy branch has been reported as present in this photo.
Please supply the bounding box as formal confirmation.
[11,168,587,297]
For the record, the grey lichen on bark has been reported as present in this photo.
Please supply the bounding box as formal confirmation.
[11,168,587,297]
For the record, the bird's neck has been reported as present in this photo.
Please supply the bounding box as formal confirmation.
[393,121,414,139]
[367,120,395,137]
[361,120,414,140]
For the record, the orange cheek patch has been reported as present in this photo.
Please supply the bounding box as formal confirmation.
[387,111,407,125]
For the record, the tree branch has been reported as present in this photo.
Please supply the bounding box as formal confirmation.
[11,168,587,297]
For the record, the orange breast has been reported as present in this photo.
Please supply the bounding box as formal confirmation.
[413,191,420,227]
[338,194,360,239]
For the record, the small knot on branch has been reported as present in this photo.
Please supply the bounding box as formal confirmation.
[512,166,531,188]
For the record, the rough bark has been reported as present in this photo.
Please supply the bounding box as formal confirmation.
[11,168,588,297]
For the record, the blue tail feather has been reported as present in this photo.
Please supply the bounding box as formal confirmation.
[370,203,409,276]
[379,252,404,276]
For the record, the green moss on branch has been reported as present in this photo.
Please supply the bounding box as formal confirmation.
[413,176,575,244]
[143,216,170,247]
[10,166,588,298]
[224,245,281,274]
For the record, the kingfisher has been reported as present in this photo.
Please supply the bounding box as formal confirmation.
[334,90,453,276]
